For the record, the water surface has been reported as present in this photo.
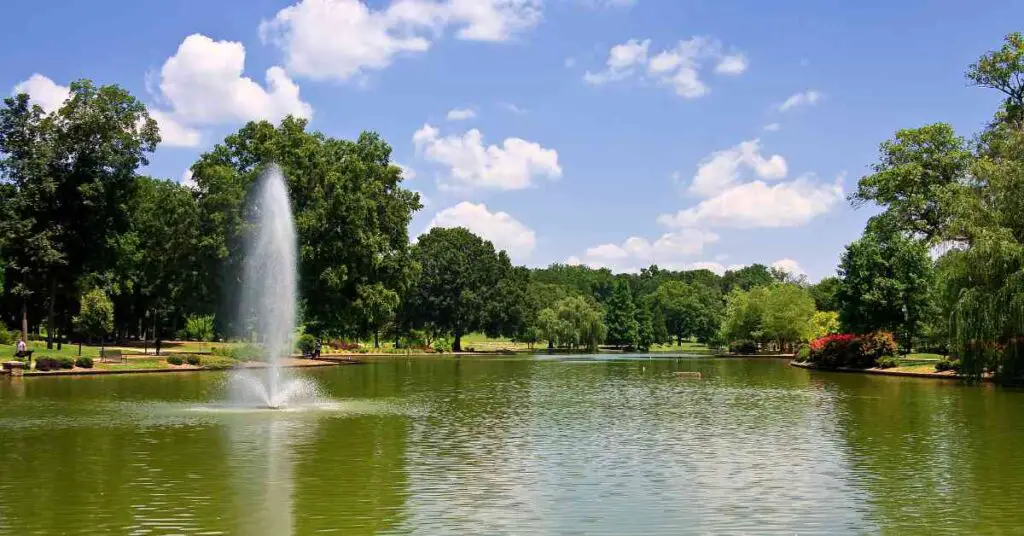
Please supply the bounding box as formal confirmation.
[2,355,1023,534]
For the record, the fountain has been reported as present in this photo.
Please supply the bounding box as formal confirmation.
[227,165,320,409]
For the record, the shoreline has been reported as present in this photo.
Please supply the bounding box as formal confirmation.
[10,357,357,378]
[789,360,987,381]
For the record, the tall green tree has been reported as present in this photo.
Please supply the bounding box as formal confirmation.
[73,288,114,355]
[809,276,841,312]
[722,264,776,292]
[605,279,638,348]
[0,81,159,347]
[720,286,769,345]
[836,232,934,349]
[851,123,972,242]
[537,296,606,352]
[651,281,723,345]
[406,227,512,352]
[189,117,420,337]
[762,284,817,351]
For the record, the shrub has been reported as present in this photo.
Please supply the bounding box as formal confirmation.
[876,355,900,369]
[212,344,262,361]
[935,357,962,373]
[433,338,453,353]
[0,329,16,345]
[296,334,316,355]
[74,357,94,369]
[166,355,184,365]
[185,355,201,366]
[808,334,860,368]
[860,331,899,361]
[34,357,60,371]
[58,357,74,370]
[729,340,758,354]
[794,345,811,363]
[328,340,361,352]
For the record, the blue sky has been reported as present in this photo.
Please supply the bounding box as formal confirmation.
[2,0,1020,280]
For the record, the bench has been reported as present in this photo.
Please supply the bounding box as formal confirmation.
[13,350,33,360]
[99,349,127,364]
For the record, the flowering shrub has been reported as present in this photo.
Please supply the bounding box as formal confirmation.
[808,331,898,369]
[859,331,898,361]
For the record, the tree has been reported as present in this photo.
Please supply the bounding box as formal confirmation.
[635,303,655,350]
[762,284,817,351]
[722,264,776,292]
[967,32,1024,124]
[809,310,840,340]
[651,281,723,345]
[605,279,638,348]
[537,296,606,352]
[190,118,420,337]
[355,283,399,348]
[406,227,510,352]
[851,123,972,242]
[836,232,934,349]
[73,288,113,355]
[720,286,769,345]
[809,277,841,312]
[0,81,158,348]
[184,314,215,343]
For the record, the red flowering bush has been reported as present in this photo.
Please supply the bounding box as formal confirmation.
[807,331,897,369]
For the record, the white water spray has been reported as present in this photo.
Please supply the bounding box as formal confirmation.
[228,165,320,409]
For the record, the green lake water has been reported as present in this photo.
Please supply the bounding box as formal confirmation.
[2,355,1024,535]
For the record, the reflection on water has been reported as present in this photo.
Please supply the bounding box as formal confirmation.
[3,356,1024,533]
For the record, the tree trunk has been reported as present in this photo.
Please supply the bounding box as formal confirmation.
[676,334,682,346]
[46,277,57,349]
[374,331,380,349]
[453,331,462,353]
[21,298,29,345]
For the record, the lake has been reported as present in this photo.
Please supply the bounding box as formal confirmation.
[2,355,1023,534]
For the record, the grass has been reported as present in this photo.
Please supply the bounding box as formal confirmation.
[648,341,717,355]
[1,341,145,359]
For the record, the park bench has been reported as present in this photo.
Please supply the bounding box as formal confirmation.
[13,350,33,360]
[99,349,127,364]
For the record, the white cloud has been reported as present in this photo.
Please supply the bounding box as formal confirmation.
[714,53,748,75]
[425,201,536,260]
[779,90,822,112]
[586,37,746,98]
[658,174,845,229]
[413,123,561,191]
[11,74,70,114]
[446,107,476,121]
[576,0,637,7]
[574,229,720,271]
[771,258,806,276]
[260,0,542,82]
[157,34,312,125]
[763,122,780,132]
[149,109,202,148]
[500,102,527,114]
[688,139,787,197]
[180,169,197,189]
[395,162,417,180]
[685,261,727,275]
[583,38,649,85]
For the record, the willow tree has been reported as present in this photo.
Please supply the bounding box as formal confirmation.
[917,33,1024,380]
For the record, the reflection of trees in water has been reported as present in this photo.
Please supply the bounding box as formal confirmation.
[829,375,1024,532]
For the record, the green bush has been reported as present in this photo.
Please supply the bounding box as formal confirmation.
[794,345,811,363]
[58,357,74,370]
[860,331,898,361]
[166,355,184,365]
[185,355,201,366]
[935,357,962,373]
[876,355,900,369]
[212,344,262,361]
[433,338,453,353]
[0,329,16,345]
[34,357,60,371]
[296,334,316,355]
[74,357,94,369]
[729,340,758,354]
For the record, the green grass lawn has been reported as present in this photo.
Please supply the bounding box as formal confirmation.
[648,341,717,354]
[1,341,146,359]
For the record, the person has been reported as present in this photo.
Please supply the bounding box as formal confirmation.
[314,339,322,358]
[16,338,27,354]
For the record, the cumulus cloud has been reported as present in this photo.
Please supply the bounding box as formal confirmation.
[446,107,476,121]
[658,174,845,229]
[157,34,312,125]
[260,0,542,82]
[395,162,417,180]
[149,109,202,148]
[771,258,806,276]
[585,36,746,98]
[180,169,197,189]
[413,123,561,191]
[425,201,536,260]
[688,139,787,197]
[779,90,822,112]
[573,229,720,271]
[11,74,70,114]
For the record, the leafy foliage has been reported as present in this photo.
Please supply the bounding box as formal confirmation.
[73,289,114,343]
